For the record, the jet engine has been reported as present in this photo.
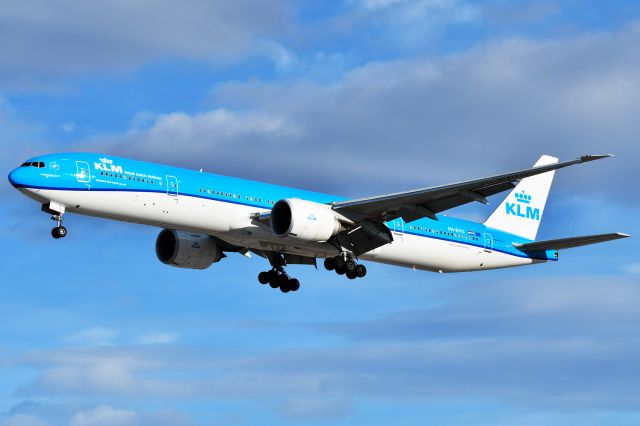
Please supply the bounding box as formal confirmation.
[271,198,343,242]
[155,229,224,269]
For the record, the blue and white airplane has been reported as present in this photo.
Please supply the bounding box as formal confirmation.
[8,152,628,292]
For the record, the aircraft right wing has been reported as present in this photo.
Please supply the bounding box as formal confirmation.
[513,233,630,252]
[329,154,612,255]
[332,155,611,223]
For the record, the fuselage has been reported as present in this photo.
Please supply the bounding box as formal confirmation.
[8,152,556,272]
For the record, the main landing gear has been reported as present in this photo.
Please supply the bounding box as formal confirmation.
[258,267,301,293]
[51,214,67,239]
[324,254,367,280]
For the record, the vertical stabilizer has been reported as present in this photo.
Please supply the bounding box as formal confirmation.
[484,155,558,240]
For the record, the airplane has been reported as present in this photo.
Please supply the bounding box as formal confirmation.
[8,152,629,293]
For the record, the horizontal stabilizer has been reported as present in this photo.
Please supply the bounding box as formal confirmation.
[514,233,630,252]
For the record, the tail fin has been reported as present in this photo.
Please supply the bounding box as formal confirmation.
[484,155,558,240]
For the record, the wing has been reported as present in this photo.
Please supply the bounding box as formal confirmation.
[513,233,630,252]
[329,154,611,256]
[332,155,611,223]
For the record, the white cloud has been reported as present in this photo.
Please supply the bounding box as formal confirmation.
[10,274,640,410]
[277,398,352,422]
[87,108,301,171]
[348,0,480,49]
[84,23,640,203]
[65,327,119,346]
[624,262,640,274]
[0,0,291,86]
[0,414,50,426]
[59,121,76,133]
[70,405,137,426]
[136,332,179,345]
[262,42,300,73]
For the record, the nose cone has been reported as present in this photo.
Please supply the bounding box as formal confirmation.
[8,167,26,188]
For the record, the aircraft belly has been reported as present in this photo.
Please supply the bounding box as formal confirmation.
[38,188,535,273]
[362,233,533,272]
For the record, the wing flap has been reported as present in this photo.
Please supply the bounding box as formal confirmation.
[514,233,630,252]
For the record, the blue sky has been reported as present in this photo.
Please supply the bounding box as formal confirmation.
[1,1,640,425]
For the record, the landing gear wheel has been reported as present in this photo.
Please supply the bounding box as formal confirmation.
[345,259,357,273]
[280,284,290,293]
[355,264,367,278]
[267,270,279,287]
[346,270,357,280]
[258,272,269,285]
[334,256,345,271]
[336,267,346,275]
[324,258,335,271]
[288,278,300,292]
[276,274,289,288]
[51,226,67,239]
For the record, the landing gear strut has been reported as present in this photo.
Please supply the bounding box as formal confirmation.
[324,254,367,280]
[51,214,67,239]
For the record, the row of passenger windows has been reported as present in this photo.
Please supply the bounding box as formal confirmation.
[408,225,480,241]
[99,171,160,185]
[21,162,45,168]
[198,187,276,205]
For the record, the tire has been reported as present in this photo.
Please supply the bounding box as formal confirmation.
[258,272,269,284]
[277,274,289,288]
[345,259,357,273]
[355,264,367,278]
[334,256,345,270]
[323,258,335,271]
[336,267,346,275]
[346,270,357,280]
[288,278,300,292]
[51,226,67,239]
[269,272,280,288]
[280,285,290,293]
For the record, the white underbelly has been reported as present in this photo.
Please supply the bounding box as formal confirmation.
[37,188,534,273]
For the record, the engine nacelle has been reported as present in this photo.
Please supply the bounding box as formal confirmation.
[271,198,342,242]
[155,229,223,269]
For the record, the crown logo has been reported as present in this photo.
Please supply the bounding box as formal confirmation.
[99,157,113,164]
[514,191,531,204]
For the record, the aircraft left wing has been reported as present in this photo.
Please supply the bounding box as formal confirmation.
[332,155,610,223]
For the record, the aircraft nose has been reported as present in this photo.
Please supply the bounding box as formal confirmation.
[8,167,25,188]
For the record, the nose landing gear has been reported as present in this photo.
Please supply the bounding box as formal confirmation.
[42,202,67,239]
[51,214,67,239]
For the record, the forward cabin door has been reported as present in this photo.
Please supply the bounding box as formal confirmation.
[166,175,178,203]
[75,161,91,190]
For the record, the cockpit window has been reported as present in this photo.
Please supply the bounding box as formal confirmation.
[22,162,45,168]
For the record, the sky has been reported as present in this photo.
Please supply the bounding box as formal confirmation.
[1,1,640,425]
